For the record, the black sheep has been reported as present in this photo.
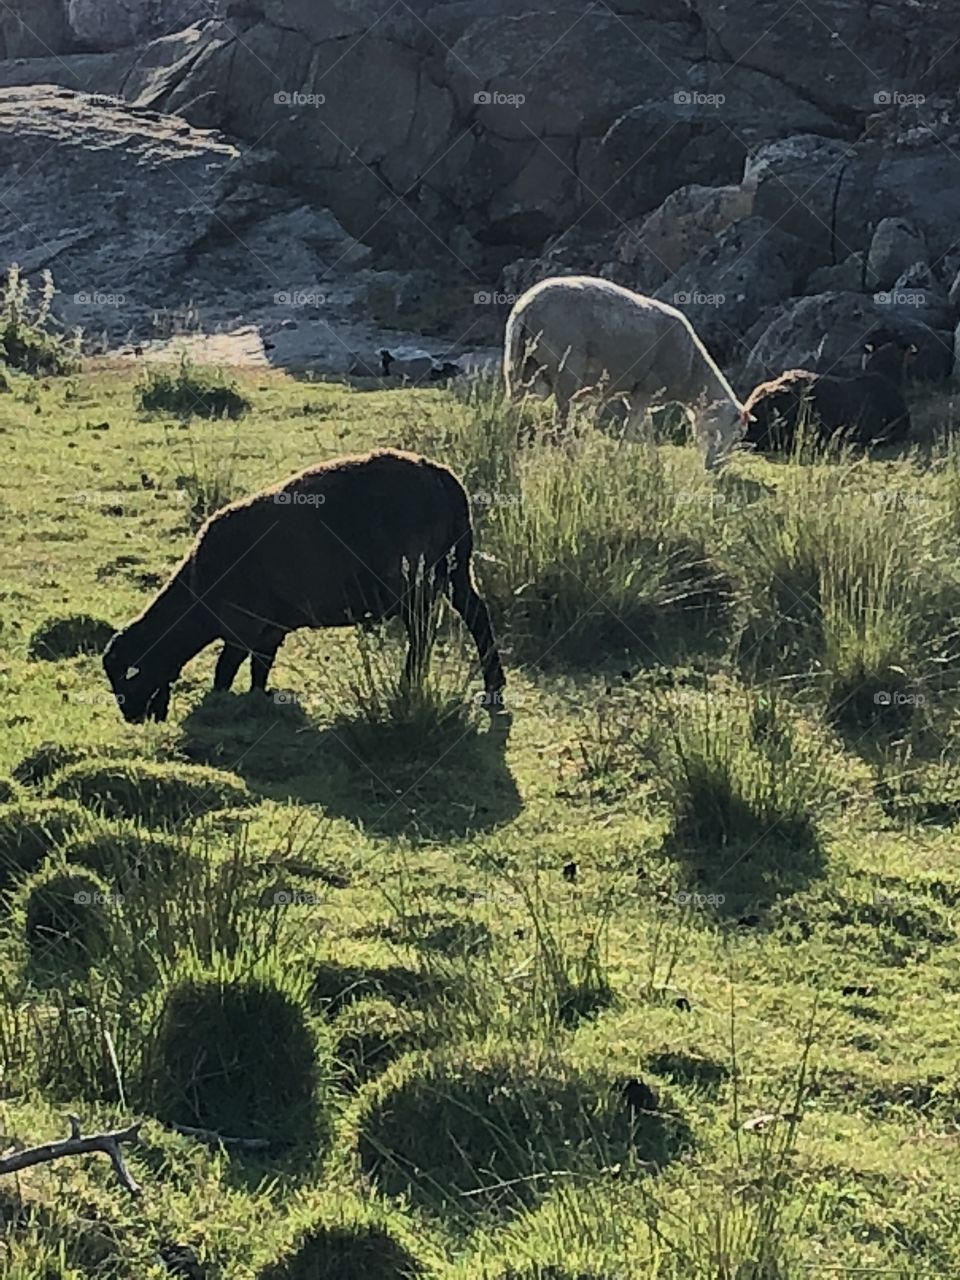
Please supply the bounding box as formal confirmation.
[742,337,915,453]
[103,450,506,723]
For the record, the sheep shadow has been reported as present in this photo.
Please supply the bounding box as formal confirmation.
[177,691,522,841]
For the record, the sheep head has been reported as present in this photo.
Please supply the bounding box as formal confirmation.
[102,629,173,723]
[699,400,750,470]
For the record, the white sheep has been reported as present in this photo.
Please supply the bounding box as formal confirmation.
[503,275,751,468]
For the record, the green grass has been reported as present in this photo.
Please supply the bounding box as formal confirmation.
[0,364,959,1277]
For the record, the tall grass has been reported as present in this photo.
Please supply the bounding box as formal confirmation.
[0,264,80,376]
[405,380,731,664]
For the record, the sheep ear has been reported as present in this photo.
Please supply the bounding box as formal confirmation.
[125,666,140,680]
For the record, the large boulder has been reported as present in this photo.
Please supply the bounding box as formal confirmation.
[744,292,953,384]
[656,217,794,362]
[697,0,960,114]
[0,1,73,57]
[865,217,929,290]
[748,136,873,271]
[579,65,839,226]
[625,184,753,277]
[67,0,208,50]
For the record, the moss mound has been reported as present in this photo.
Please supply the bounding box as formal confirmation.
[49,760,253,826]
[144,969,324,1146]
[20,864,116,971]
[12,742,91,788]
[258,1222,421,1280]
[0,801,88,891]
[27,614,115,661]
[358,1051,689,1221]
[63,825,184,888]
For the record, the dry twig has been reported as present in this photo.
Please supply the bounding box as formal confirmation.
[0,1115,143,1196]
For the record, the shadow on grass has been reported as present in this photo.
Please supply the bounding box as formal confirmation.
[178,691,522,841]
[358,1059,691,1229]
[662,802,828,927]
[493,538,733,674]
[310,960,460,1017]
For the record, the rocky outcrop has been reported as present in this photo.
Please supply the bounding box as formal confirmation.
[744,293,954,385]
[2,1,960,380]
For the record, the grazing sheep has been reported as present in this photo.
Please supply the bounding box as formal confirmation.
[102,450,506,723]
[503,275,751,468]
[742,336,916,453]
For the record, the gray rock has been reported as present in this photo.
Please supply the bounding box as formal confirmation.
[625,184,753,278]
[879,261,951,328]
[744,291,953,384]
[655,217,795,362]
[805,253,867,295]
[67,0,206,50]
[749,135,871,269]
[866,218,928,290]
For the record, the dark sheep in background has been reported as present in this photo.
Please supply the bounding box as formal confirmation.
[742,336,916,453]
[379,350,461,383]
[103,450,506,723]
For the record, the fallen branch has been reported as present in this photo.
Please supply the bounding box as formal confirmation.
[170,1123,272,1151]
[0,1115,142,1196]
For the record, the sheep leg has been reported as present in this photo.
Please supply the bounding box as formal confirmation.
[448,569,506,704]
[249,627,285,693]
[214,642,248,692]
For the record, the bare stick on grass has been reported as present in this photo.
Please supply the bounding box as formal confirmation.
[0,1115,142,1196]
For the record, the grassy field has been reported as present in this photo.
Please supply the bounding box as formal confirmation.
[2,357,960,1279]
